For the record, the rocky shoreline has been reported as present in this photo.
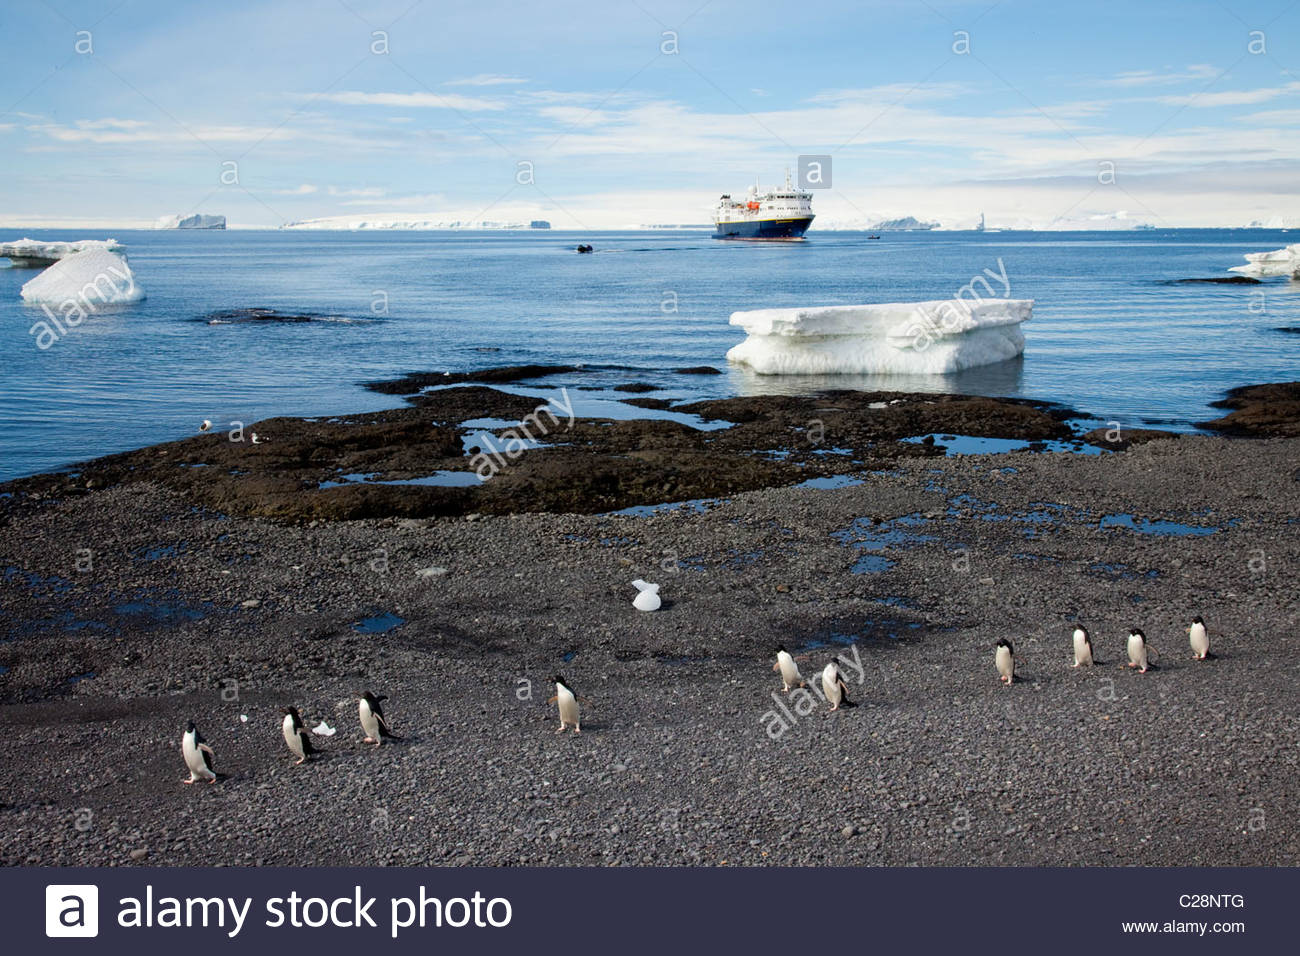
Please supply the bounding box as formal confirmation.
[1,372,1297,866]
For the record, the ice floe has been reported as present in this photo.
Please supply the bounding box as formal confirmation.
[726,298,1032,375]
[1228,244,1300,277]
[0,237,124,267]
[20,247,144,306]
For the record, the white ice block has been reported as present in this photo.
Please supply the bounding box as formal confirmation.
[726,298,1032,375]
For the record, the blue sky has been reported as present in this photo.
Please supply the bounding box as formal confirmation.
[1,0,1297,227]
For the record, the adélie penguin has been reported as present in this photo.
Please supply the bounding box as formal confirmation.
[1126,628,1150,673]
[1072,627,1094,667]
[181,721,216,785]
[1188,616,1210,660]
[549,675,581,734]
[281,706,317,765]
[773,645,805,692]
[995,638,1015,684]
[357,691,401,746]
[821,659,856,711]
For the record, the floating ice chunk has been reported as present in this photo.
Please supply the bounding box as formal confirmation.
[1228,244,1300,277]
[20,247,144,306]
[726,299,1032,375]
[631,579,661,612]
[155,213,226,229]
[0,237,124,267]
[311,721,336,736]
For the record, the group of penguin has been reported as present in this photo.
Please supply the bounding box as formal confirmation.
[180,692,400,784]
[181,619,1214,782]
[996,616,1211,684]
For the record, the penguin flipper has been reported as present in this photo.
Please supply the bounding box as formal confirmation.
[198,743,215,771]
[377,716,401,739]
[300,731,317,754]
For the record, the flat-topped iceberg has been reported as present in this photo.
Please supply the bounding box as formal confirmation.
[1228,244,1300,277]
[20,247,144,307]
[0,237,125,267]
[726,298,1032,375]
[155,213,226,229]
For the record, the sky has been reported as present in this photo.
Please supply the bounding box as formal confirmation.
[1,0,1298,228]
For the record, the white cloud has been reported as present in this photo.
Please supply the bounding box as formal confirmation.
[1154,82,1300,107]
[445,74,528,87]
[328,185,385,197]
[316,90,506,111]
[1098,64,1220,87]
[273,183,318,195]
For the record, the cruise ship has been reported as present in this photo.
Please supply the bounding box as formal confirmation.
[712,170,814,240]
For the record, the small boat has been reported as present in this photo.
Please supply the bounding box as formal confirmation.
[867,234,881,240]
[575,244,594,254]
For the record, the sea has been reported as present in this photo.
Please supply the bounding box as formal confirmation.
[1,228,1296,482]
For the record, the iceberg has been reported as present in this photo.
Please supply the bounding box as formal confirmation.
[155,213,226,229]
[726,299,1032,375]
[20,247,144,307]
[1228,244,1300,277]
[0,237,125,268]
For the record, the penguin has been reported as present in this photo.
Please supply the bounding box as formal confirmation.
[357,691,400,746]
[181,721,216,785]
[1188,616,1210,660]
[1072,626,1094,667]
[251,433,265,445]
[821,659,856,711]
[995,637,1015,684]
[281,706,316,764]
[199,420,211,433]
[549,675,581,734]
[1126,628,1149,673]
[773,645,805,692]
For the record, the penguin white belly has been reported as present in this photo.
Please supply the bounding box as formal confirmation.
[777,653,801,688]
[183,737,214,780]
[282,714,304,758]
[557,687,579,727]
[359,701,380,740]
[1189,623,1209,659]
[1073,631,1092,666]
[996,645,1014,681]
[822,668,842,706]
[1127,635,1147,670]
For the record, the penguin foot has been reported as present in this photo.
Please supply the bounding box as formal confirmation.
[555,725,565,734]
[363,736,376,744]
[206,776,217,784]
[182,778,195,785]
[294,758,306,765]
[573,727,581,735]
[1138,667,1148,674]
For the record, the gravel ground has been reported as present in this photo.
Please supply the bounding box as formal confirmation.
[1,432,1297,867]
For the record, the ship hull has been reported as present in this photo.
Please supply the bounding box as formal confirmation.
[713,216,814,240]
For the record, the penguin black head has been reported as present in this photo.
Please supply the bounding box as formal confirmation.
[552,675,570,691]
[1191,615,1204,625]
[1130,628,1146,641]
[186,720,197,733]
[995,637,1013,650]
[776,644,787,654]
[281,705,301,719]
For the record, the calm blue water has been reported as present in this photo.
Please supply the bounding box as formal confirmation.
[2,228,1297,482]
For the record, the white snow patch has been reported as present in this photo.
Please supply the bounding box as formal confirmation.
[1228,244,1300,277]
[20,247,144,306]
[726,299,1032,375]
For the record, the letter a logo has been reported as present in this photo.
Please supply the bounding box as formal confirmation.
[45,885,99,937]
